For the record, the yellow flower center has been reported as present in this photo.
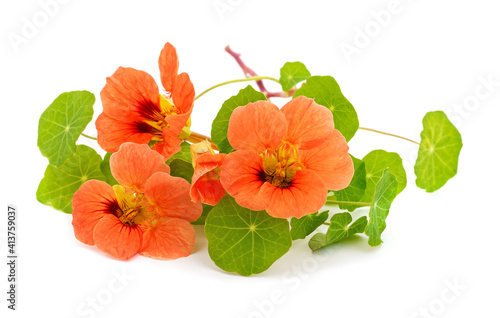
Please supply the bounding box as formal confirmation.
[145,94,191,142]
[261,142,302,188]
[112,185,146,226]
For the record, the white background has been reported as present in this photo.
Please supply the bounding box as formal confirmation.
[1,0,499,317]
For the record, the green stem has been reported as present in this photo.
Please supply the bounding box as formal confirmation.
[194,76,281,101]
[359,127,420,145]
[325,199,371,207]
[81,133,97,141]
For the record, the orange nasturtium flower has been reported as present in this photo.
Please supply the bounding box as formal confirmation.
[96,42,194,160]
[189,140,227,206]
[220,97,354,218]
[72,142,202,260]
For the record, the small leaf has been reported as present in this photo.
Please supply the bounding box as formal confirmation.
[361,150,406,203]
[166,141,192,164]
[290,210,329,240]
[279,62,311,92]
[36,145,106,213]
[326,213,367,244]
[294,76,359,142]
[211,86,267,153]
[100,153,118,186]
[308,233,327,251]
[415,111,463,192]
[205,196,292,276]
[308,213,367,251]
[168,159,194,182]
[365,170,399,246]
[37,91,95,166]
[191,204,214,225]
[333,155,367,211]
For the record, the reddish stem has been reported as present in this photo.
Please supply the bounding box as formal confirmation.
[225,46,295,98]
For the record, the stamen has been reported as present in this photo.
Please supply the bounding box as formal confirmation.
[260,142,302,188]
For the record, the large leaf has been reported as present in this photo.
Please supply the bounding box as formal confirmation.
[205,195,292,276]
[37,91,95,166]
[415,111,463,192]
[361,150,406,203]
[365,170,399,246]
[290,210,329,240]
[36,145,105,213]
[211,86,267,153]
[333,155,367,211]
[279,62,311,92]
[294,76,359,142]
[308,213,367,251]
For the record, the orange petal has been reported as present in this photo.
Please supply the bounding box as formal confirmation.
[299,130,354,190]
[139,217,195,259]
[190,153,227,205]
[190,178,226,206]
[72,180,118,246]
[96,112,153,153]
[220,150,266,211]
[151,127,183,160]
[163,73,195,137]
[93,214,143,260]
[259,169,328,218]
[110,142,170,192]
[171,72,195,115]
[158,42,179,92]
[144,172,203,222]
[227,101,286,153]
[281,96,334,150]
[101,67,161,123]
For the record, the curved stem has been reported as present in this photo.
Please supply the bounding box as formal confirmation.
[81,133,97,141]
[325,199,371,207]
[187,131,219,151]
[359,127,420,145]
[194,76,281,101]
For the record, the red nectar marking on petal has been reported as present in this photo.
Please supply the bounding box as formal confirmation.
[260,142,303,188]
[141,94,182,141]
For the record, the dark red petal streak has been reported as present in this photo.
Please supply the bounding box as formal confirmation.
[220,150,266,211]
[72,180,118,246]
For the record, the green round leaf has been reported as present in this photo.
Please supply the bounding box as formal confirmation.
[361,150,406,203]
[415,111,463,192]
[36,145,106,213]
[293,76,359,142]
[279,61,311,92]
[205,196,292,276]
[37,91,95,166]
[211,86,267,154]
[365,170,399,246]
